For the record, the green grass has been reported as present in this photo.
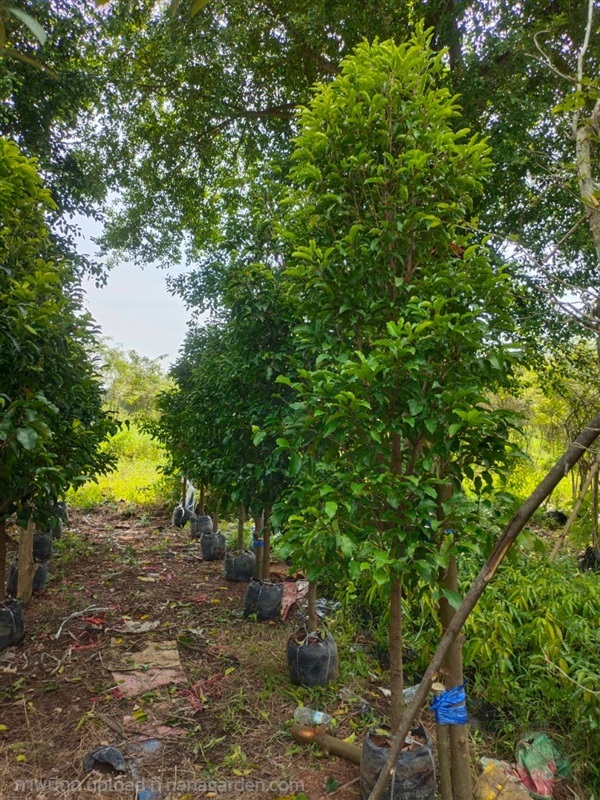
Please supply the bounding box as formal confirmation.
[66,423,171,508]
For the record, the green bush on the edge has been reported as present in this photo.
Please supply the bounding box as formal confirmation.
[0,137,117,524]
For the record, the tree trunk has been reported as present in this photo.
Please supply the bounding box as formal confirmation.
[262,505,271,580]
[593,468,599,549]
[366,410,600,800]
[253,512,264,580]
[237,505,245,550]
[549,458,599,561]
[212,498,220,533]
[433,682,454,800]
[182,475,187,507]
[0,520,7,603]
[389,576,404,730]
[389,433,404,730]
[437,485,472,800]
[199,484,205,516]
[307,581,319,631]
[17,518,35,603]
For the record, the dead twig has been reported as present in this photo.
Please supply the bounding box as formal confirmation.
[54,606,111,639]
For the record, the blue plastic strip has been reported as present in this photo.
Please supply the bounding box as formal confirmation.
[430,683,468,725]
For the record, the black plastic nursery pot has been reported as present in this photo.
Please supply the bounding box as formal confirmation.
[190,515,213,539]
[360,725,435,800]
[243,579,283,621]
[0,599,25,651]
[287,627,338,687]
[33,530,52,562]
[224,550,256,581]
[6,561,48,597]
[200,531,226,561]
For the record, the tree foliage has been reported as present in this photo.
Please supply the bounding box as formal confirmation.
[98,342,170,420]
[274,33,525,591]
[0,138,117,522]
[90,0,600,338]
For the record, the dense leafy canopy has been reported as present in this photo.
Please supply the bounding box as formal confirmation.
[0,138,117,522]
[88,0,600,331]
[274,33,525,591]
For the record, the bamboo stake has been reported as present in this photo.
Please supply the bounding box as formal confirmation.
[549,458,599,561]
[367,412,600,800]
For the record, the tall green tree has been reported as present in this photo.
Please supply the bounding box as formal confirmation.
[0,138,117,596]
[275,35,525,768]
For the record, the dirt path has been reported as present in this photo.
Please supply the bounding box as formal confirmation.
[0,506,383,800]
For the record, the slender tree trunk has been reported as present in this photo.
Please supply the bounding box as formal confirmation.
[199,484,205,516]
[550,459,599,561]
[237,505,245,550]
[593,468,599,549]
[367,411,600,800]
[437,485,472,800]
[389,576,404,730]
[439,555,472,800]
[0,520,7,603]
[182,476,187,507]
[307,581,319,632]
[253,512,264,580]
[262,505,271,580]
[433,682,454,800]
[212,503,219,533]
[17,518,35,603]
[389,433,404,730]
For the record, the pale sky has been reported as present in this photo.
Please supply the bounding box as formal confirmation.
[76,215,192,367]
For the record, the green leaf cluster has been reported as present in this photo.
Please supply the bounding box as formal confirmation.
[0,138,117,521]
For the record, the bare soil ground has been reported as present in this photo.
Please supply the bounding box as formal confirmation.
[0,506,580,800]
[0,506,385,800]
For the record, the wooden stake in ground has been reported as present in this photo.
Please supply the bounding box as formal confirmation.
[367,411,600,800]
[0,520,7,603]
[17,518,35,603]
[550,458,599,561]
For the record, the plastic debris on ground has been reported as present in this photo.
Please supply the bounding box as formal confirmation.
[281,579,310,620]
[479,759,531,800]
[515,732,569,799]
[116,620,161,634]
[83,745,127,774]
[479,733,568,800]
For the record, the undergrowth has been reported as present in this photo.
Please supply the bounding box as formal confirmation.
[66,424,173,508]
[350,549,599,797]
